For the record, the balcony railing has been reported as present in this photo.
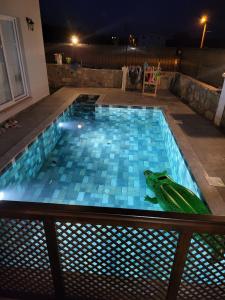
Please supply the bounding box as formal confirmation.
[0,200,225,300]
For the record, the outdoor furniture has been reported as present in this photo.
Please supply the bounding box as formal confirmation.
[142,66,161,96]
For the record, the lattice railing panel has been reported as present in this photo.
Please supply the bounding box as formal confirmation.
[56,222,179,300]
[0,218,54,297]
[178,233,225,300]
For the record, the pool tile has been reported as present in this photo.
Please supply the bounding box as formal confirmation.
[0,98,201,211]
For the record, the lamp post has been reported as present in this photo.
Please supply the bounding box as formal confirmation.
[70,35,80,65]
[200,15,208,49]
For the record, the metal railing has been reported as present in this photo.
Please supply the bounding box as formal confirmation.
[0,200,225,300]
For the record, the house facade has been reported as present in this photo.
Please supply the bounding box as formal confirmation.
[0,0,49,123]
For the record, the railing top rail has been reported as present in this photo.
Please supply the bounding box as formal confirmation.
[1,200,225,233]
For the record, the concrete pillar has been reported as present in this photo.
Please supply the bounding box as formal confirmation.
[214,73,225,126]
[121,66,128,91]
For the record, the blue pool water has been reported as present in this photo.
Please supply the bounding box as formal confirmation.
[0,98,200,211]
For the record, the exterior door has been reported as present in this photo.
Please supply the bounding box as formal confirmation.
[0,15,28,110]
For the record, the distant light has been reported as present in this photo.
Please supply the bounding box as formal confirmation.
[71,35,79,45]
[77,124,82,129]
[200,15,208,24]
[130,47,136,50]
[0,191,4,200]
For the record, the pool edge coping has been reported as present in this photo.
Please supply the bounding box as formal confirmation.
[95,98,225,216]
[0,90,107,174]
[0,90,224,216]
[163,111,225,216]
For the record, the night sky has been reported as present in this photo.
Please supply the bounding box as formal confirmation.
[40,0,225,42]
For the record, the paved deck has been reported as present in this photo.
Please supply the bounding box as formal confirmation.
[0,87,225,215]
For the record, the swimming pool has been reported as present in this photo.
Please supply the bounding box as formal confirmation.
[0,95,201,211]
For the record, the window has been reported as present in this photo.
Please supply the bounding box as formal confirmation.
[0,15,28,109]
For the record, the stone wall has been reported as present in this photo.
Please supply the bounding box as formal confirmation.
[47,64,122,89]
[47,64,225,129]
[47,64,174,90]
[170,73,220,122]
[180,48,225,88]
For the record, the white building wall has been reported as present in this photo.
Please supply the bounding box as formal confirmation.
[0,0,49,122]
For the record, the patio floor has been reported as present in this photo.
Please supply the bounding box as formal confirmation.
[0,87,225,215]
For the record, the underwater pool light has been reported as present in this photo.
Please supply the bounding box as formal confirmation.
[0,191,5,200]
[77,124,82,129]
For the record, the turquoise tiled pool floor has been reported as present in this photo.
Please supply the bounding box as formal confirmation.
[14,107,165,210]
[0,97,200,210]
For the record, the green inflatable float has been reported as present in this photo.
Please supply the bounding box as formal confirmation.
[144,170,225,260]
[144,170,210,214]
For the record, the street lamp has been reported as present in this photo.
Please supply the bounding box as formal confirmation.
[71,35,79,45]
[200,15,208,49]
